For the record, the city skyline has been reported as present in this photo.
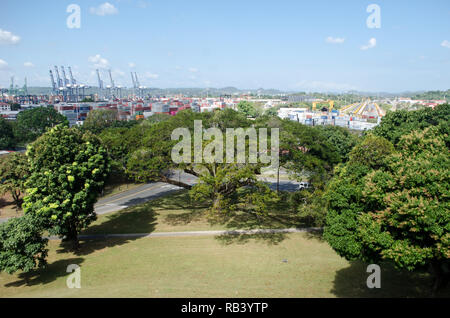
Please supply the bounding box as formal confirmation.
[0,0,450,92]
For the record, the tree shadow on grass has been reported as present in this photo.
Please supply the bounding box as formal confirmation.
[163,208,206,226]
[154,190,210,211]
[215,232,287,246]
[84,203,158,235]
[56,204,158,256]
[331,261,450,298]
[303,229,325,242]
[59,238,144,257]
[3,257,84,288]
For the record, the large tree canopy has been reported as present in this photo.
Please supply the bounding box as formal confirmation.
[14,107,68,144]
[315,125,360,162]
[0,214,48,275]
[23,125,109,248]
[0,152,29,209]
[236,101,258,118]
[324,127,449,291]
[0,117,15,149]
[372,103,450,147]
[82,109,133,134]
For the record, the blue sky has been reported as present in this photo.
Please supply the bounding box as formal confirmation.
[0,0,449,92]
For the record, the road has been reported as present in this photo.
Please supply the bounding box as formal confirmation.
[0,170,301,223]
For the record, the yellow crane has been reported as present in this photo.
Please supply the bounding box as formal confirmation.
[312,100,334,112]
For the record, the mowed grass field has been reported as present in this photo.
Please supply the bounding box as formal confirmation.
[82,190,308,235]
[1,191,449,298]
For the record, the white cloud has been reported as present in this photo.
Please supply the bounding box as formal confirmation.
[188,67,198,73]
[326,36,345,44]
[0,29,20,45]
[114,69,125,77]
[293,80,357,92]
[360,38,377,50]
[0,59,9,70]
[441,40,450,49]
[24,62,34,67]
[128,62,136,68]
[90,2,118,16]
[145,72,159,79]
[88,54,110,69]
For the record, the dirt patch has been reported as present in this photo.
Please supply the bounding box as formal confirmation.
[0,193,24,218]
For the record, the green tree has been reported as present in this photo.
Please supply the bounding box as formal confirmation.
[315,125,360,162]
[373,103,450,147]
[82,109,118,134]
[10,103,21,111]
[23,125,109,249]
[275,118,340,188]
[0,153,29,210]
[0,214,48,275]
[324,128,450,292]
[265,107,279,117]
[323,135,395,261]
[236,101,258,118]
[14,106,68,144]
[0,117,15,149]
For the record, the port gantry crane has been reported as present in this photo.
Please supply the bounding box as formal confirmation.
[131,71,143,98]
[68,66,78,101]
[96,69,104,99]
[61,66,73,101]
[108,69,116,99]
[53,66,66,100]
[49,70,57,95]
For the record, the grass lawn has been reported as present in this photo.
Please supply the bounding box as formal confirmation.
[1,190,448,298]
[82,190,307,235]
[0,232,447,298]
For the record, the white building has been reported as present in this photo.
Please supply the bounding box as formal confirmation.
[0,102,11,111]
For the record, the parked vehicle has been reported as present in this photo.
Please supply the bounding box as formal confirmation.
[298,182,311,190]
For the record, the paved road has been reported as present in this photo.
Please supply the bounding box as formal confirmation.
[0,171,301,223]
[94,170,198,215]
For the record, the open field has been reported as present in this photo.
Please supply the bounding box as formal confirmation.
[1,190,449,298]
[1,232,448,298]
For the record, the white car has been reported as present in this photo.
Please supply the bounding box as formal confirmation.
[298,182,311,190]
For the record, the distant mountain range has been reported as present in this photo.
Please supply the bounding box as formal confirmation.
[4,87,450,100]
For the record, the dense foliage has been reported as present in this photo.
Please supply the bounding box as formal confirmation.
[315,125,360,162]
[13,107,68,144]
[0,214,48,274]
[236,101,258,118]
[23,125,109,247]
[372,103,450,147]
[0,118,15,149]
[324,124,450,291]
[0,152,29,209]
